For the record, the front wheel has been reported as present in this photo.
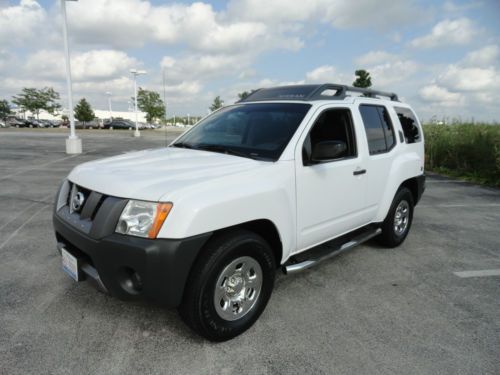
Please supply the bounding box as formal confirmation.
[378,187,414,247]
[179,229,276,341]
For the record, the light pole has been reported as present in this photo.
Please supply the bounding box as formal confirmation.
[130,69,146,137]
[105,92,113,120]
[162,67,167,126]
[60,0,81,154]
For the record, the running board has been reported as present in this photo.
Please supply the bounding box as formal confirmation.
[283,227,382,274]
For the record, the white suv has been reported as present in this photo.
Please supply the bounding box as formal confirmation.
[53,84,425,341]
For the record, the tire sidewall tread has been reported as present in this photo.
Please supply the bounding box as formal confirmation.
[378,187,414,248]
[180,229,275,341]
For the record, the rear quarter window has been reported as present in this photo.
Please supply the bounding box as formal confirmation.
[394,107,421,143]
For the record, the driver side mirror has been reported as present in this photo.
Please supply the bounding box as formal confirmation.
[310,140,347,164]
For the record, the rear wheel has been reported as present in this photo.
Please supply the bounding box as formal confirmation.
[179,229,276,341]
[378,187,414,247]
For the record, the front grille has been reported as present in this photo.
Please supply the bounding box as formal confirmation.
[56,181,128,239]
[66,183,105,220]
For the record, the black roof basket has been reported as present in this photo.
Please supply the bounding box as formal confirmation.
[238,83,399,102]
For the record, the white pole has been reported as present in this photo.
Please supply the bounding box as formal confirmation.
[61,0,81,153]
[106,92,112,119]
[133,74,140,137]
[162,68,167,124]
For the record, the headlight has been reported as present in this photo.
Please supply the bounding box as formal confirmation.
[116,200,172,239]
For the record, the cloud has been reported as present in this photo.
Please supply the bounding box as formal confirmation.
[24,49,140,82]
[462,45,499,67]
[419,84,464,106]
[369,60,419,87]
[410,18,479,48]
[442,1,482,13]
[437,66,497,92]
[228,0,428,30]
[66,0,152,48]
[65,0,290,54]
[306,65,338,83]
[0,0,48,46]
[418,44,500,112]
[355,51,399,66]
[160,53,256,86]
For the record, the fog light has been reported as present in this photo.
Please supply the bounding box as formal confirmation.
[118,267,143,295]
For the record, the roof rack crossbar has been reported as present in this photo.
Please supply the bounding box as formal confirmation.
[306,84,399,101]
[238,83,399,102]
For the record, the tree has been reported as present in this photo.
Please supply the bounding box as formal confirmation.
[12,87,61,119]
[210,96,224,112]
[237,90,256,100]
[353,70,372,88]
[136,88,165,123]
[74,98,95,124]
[0,99,11,120]
[42,87,62,115]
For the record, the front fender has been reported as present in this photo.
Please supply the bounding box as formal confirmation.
[157,161,296,262]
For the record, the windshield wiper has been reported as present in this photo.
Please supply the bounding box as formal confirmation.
[171,141,196,149]
[195,144,256,160]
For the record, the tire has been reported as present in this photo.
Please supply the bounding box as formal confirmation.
[378,187,414,248]
[179,229,276,341]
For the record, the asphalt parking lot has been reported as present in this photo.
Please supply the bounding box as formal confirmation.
[0,129,499,375]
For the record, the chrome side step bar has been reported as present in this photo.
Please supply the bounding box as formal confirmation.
[283,228,382,274]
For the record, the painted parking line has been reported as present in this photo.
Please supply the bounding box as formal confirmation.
[0,193,52,232]
[0,148,99,181]
[419,203,500,208]
[0,154,79,181]
[426,180,460,183]
[0,205,48,250]
[453,269,500,278]
[0,201,40,232]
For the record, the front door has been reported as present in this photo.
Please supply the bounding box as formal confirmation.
[295,106,369,251]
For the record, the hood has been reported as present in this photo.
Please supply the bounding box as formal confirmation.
[68,147,263,201]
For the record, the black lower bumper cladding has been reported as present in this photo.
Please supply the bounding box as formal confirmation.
[53,213,211,307]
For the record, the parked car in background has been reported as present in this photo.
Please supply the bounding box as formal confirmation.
[39,119,58,128]
[6,116,27,127]
[0,120,6,128]
[102,118,136,130]
[25,118,45,128]
[75,120,101,129]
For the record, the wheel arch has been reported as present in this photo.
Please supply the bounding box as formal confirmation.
[195,219,284,268]
[400,177,419,205]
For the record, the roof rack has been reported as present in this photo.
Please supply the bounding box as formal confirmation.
[238,83,399,102]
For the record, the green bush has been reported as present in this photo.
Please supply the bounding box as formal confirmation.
[423,123,500,187]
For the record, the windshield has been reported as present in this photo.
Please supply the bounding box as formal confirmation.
[171,103,311,161]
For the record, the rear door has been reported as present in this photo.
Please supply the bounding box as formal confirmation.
[358,104,398,218]
[295,105,370,251]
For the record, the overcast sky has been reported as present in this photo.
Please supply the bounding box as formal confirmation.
[1,0,499,121]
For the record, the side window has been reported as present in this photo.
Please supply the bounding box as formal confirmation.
[302,108,357,164]
[359,105,396,155]
[394,107,421,143]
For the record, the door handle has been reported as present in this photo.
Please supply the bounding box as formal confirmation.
[353,169,366,176]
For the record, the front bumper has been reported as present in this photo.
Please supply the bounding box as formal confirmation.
[53,206,211,308]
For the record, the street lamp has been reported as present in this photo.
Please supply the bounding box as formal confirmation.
[60,0,81,154]
[162,67,167,126]
[105,92,113,120]
[130,69,146,137]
